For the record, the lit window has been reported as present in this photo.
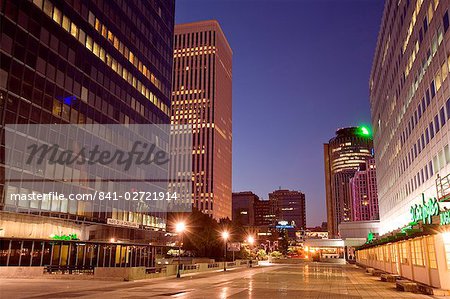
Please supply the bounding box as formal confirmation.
[62,15,70,31]
[52,7,62,24]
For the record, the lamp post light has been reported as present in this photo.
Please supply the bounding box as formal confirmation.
[175,221,186,278]
[247,236,255,267]
[222,231,229,271]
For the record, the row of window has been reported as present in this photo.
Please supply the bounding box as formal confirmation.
[32,0,170,116]
[358,236,438,269]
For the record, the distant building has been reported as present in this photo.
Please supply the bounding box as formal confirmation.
[324,127,373,238]
[232,192,258,225]
[349,158,379,221]
[254,199,273,226]
[269,189,306,230]
[171,20,233,220]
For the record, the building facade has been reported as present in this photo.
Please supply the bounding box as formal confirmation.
[0,0,175,268]
[357,0,450,290]
[254,199,273,226]
[171,20,232,220]
[324,127,373,238]
[369,0,450,235]
[268,189,306,230]
[349,158,380,221]
[232,191,258,226]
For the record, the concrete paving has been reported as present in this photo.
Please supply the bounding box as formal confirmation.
[0,263,441,298]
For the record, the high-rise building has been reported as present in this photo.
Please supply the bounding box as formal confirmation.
[349,158,379,221]
[368,0,450,234]
[0,0,175,268]
[232,191,258,226]
[324,127,373,237]
[268,189,306,229]
[357,0,450,290]
[171,20,232,220]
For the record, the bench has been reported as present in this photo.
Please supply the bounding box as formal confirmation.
[365,267,375,274]
[416,283,450,296]
[145,267,164,274]
[371,269,384,277]
[380,273,400,282]
[396,280,418,292]
[45,265,94,274]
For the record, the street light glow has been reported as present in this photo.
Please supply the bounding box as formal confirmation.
[175,221,186,233]
[247,236,255,245]
[222,231,229,240]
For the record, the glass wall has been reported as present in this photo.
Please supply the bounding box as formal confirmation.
[0,238,160,268]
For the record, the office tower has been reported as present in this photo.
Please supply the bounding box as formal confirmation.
[349,158,379,221]
[357,1,450,290]
[171,20,232,220]
[232,191,258,226]
[324,127,373,237]
[268,189,306,229]
[0,0,175,267]
[369,0,450,234]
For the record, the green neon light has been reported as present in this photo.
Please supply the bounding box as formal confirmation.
[409,194,439,225]
[367,231,374,242]
[441,209,450,226]
[51,233,79,240]
[361,127,370,135]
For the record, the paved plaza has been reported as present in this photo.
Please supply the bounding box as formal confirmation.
[0,263,442,298]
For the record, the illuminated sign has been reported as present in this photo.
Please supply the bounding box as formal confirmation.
[107,218,139,228]
[51,233,78,240]
[410,195,439,225]
[441,209,450,226]
[367,231,374,242]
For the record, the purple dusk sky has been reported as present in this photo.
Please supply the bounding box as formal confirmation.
[175,0,385,227]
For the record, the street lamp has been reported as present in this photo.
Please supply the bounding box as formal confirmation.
[247,236,255,267]
[222,231,229,271]
[175,221,186,278]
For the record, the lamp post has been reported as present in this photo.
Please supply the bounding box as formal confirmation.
[222,231,229,271]
[247,236,255,267]
[175,221,186,278]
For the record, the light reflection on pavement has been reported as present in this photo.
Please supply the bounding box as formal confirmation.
[0,263,438,298]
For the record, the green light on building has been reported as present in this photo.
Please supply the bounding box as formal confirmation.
[358,126,371,137]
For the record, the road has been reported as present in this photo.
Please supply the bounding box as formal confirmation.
[0,263,437,298]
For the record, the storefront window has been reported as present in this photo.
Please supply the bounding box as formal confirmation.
[412,239,424,266]
[426,236,437,269]
[401,241,409,264]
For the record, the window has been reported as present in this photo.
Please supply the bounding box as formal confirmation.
[427,236,437,268]
[435,115,440,133]
[401,242,409,264]
[431,81,436,98]
[430,122,435,138]
[429,160,434,176]
[440,107,446,127]
[444,11,449,33]
[411,239,424,266]
[446,100,450,122]
[425,128,430,144]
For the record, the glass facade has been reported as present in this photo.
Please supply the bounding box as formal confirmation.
[0,0,176,261]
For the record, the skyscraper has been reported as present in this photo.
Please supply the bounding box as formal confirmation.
[369,0,450,234]
[171,20,232,220]
[324,127,373,238]
[0,0,175,268]
[356,1,450,290]
[349,158,379,221]
[268,189,306,230]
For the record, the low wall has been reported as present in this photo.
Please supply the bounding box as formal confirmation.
[1,260,251,281]
[0,266,45,278]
